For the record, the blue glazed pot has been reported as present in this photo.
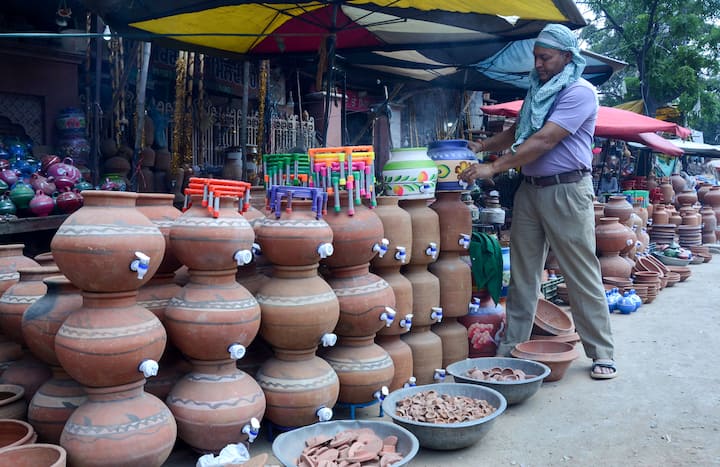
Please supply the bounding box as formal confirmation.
[427,140,479,192]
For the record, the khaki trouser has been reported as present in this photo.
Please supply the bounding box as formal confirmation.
[496,176,615,360]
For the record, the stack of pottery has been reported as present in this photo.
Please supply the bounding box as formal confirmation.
[700,207,717,244]
[135,194,187,400]
[319,198,395,407]
[703,186,720,234]
[254,186,340,428]
[0,266,60,402]
[55,108,90,167]
[370,196,415,391]
[50,191,176,466]
[429,191,471,368]
[595,217,635,279]
[0,245,38,373]
[165,179,264,453]
[21,276,86,443]
[399,197,443,385]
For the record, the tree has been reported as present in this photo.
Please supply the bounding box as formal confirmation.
[579,0,720,142]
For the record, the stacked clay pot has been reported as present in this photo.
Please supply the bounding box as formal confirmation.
[369,196,415,391]
[319,202,395,406]
[135,194,187,400]
[429,191,471,368]
[595,217,634,279]
[21,276,86,444]
[165,186,264,453]
[0,245,38,373]
[398,198,443,385]
[254,187,340,428]
[0,266,59,402]
[50,191,176,466]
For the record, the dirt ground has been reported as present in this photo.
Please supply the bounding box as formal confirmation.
[164,251,720,467]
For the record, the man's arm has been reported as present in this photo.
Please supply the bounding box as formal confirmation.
[459,121,570,183]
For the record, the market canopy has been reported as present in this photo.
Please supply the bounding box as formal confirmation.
[87,0,588,58]
[481,99,691,153]
[342,37,625,96]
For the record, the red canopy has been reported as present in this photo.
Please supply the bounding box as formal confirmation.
[481,100,690,155]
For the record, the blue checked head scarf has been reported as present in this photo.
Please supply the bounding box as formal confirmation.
[512,24,587,153]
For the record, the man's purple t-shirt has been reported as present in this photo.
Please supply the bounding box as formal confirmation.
[521,78,598,177]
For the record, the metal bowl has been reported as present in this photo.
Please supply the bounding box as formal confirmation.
[381,383,506,450]
[446,357,551,405]
[271,419,419,467]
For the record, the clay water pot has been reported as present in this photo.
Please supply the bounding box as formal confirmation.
[428,251,472,318]
[595,217,634,255]
[321,203,385,269]
[675,189,698,207]
[426,139,479,192]
[375,334,413,391]
[510,340,579,382]
[60,380,176,467]
[54,291,166,388]
[166,359,265,453]
[652,204,669,225]
[27,367,86,444]
[164,269,260,361]
[0,244,39,295]
[54,188,83,214]
[170,195,254,272]
[400,327,443,385]
[0,384,26,419]
[325,264,395,337]
[320,335,394,404]
[381,147,437,199]
[51,191,165,292]
[0,443,66,467]
[371,196,413,268]
[659,182,675,204]
[430,191,473,253]
[29,191,55,217]
[0,419,36,448]
[136,193,182,275]
[255,199,334,266]
[432,318,469,368]
[30,173,56,196]
[603,195,633,225]
[670,174,687,193]
[33,253,55,267]
[256,264,339,351]
[255,350,339,428]
[400,198,441,267]
[45,158,81,185]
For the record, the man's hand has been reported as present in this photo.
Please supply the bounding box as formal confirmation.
[459,163,495,184]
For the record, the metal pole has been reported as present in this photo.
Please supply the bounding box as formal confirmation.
[92,15,103,188]
[241,61,250,180]
[131,41,152,192]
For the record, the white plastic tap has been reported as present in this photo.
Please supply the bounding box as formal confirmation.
[399,314,413,331]
[317,243,334,259]
[403,376,417,388]
[459,234,471,249]
[431,306,443,323]
[433,368,447,382]
[316,406,333,422]
[425,242,438,259]
[420,182,432,194]
[234,249,253,266]
[129,251,151,280]
[373,386,389,402]
[252,242,262,256]
[242,417,261,443]
[468,300,479,314]
[394,246,407,264]
[138,359,159,378]
[228,343,246,360]
[320,333,337,347]
[379,307,396,327]
[372,238,390,258]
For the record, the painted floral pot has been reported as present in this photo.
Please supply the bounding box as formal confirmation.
[381,147,437,199]
[427,139,479,192]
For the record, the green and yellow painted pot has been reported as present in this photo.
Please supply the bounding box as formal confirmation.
[381,147,437,199]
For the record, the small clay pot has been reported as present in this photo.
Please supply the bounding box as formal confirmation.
[511,340,579,382]
[0,384,27,419]
[0,419,37,448]
[0,443,67,467]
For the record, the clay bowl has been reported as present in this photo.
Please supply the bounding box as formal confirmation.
[0,385,27,420]
[0,443,66,466]
[446,357,550,405]
[510,340,580,382]
[530,332,581,346]
[272,419,419,466]
[532,298,574,336]
[0,419,37,449]
[381,383,506,450]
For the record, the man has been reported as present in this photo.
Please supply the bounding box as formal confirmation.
[459,24,617,379]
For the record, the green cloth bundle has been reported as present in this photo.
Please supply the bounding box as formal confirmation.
[469,232,504,305]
